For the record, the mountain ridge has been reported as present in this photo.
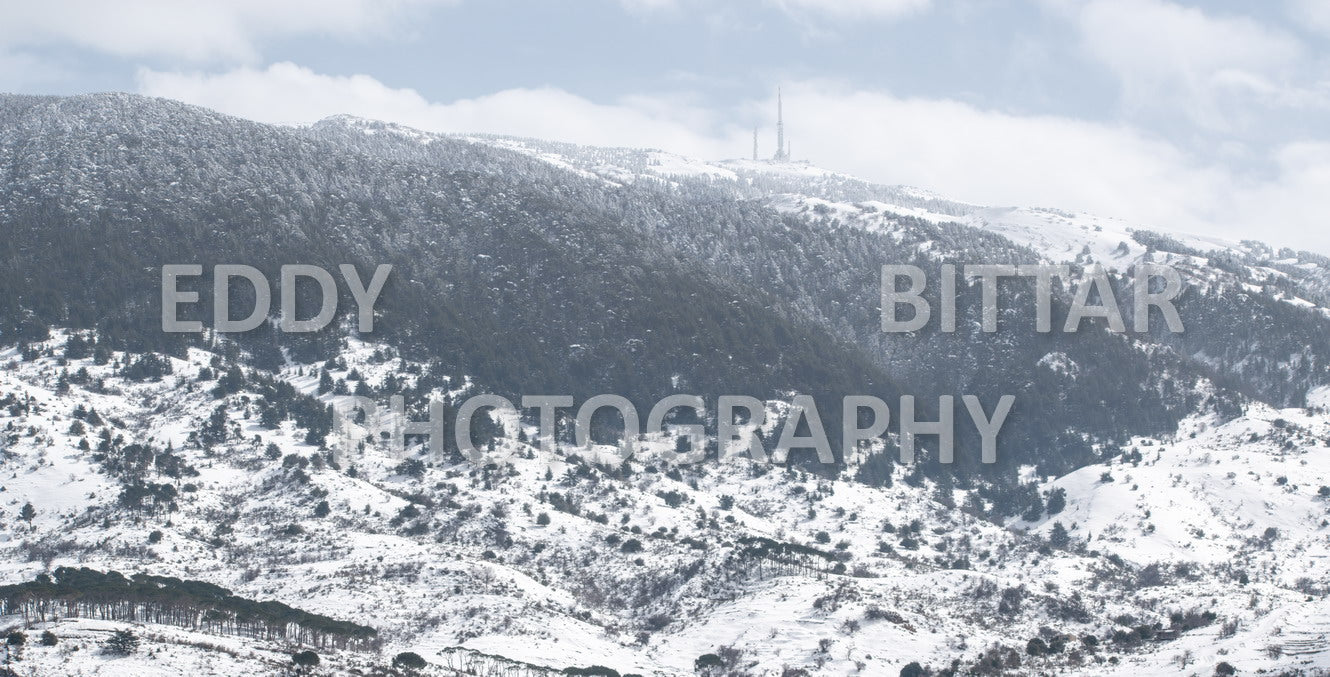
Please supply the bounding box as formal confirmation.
[1,92,1329,675]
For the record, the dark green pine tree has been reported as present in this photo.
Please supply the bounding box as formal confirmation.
[1049,522,1071,549]
[1046,487,1067,516]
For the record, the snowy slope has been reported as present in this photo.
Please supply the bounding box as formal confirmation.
[3,330,1329,675]
[4,103,1330,676]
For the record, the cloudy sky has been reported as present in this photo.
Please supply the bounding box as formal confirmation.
[3,0,1328,252]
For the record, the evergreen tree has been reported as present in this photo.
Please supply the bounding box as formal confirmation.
[103,629,139,656]
[318,370,334,395]
[1046,487,1067,516]
[899,662,925,677]
[4,630,24,665]
[1049,522,1071,548]
[393,652,428,670]
[64,334,90,360]
[259,402,283,429]
[292,650,320,670]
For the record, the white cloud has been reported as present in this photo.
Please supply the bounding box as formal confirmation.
[0,0,451,62]
[782,85,1222,216]
[138,63,1330,254]
[617,0,679,12]
[617,0,930,21]
[136,63,748,156]
[1224,142,1330,250]
[1071,0,1321,128]
[782,84,1330,253]
[770,0,931,20]
[1289,0,1330,37]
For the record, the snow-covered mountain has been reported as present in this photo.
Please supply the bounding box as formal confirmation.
[5,331,1328,675]
[1,93,1329,676]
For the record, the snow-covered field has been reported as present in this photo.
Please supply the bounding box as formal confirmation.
[2,329,1328,675]
[3,107,1330,674]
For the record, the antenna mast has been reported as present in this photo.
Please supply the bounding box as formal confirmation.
[772,88,788,161]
